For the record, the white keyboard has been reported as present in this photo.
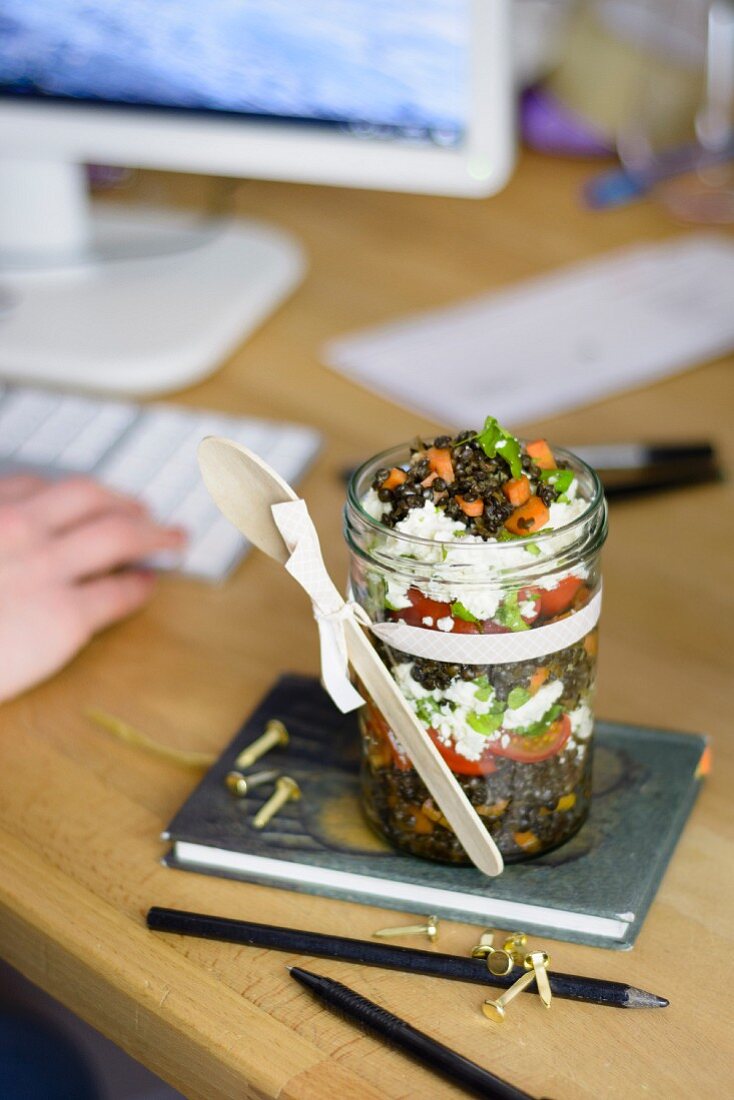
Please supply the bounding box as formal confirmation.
[0,385,321,581]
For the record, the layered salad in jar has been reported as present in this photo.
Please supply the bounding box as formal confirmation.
[345,417,607,863]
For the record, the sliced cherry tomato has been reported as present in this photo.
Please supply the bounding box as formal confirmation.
[427,728,498,776]
[487,714,571,763]
[517,585,542,625]
[390,587,452,627]
[538,577,583,618]
[480,619,511,635]
[390,586,518,636]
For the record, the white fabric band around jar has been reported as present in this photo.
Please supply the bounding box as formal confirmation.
[369,586,602,664]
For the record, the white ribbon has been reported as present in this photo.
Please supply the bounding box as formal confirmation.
[271,500,367,713]
[371,587,603,664]
[272,497,602,710]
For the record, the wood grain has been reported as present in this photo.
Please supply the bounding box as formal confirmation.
[0,152,732,1099]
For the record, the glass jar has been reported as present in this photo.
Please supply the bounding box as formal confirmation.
[344,443,607,864]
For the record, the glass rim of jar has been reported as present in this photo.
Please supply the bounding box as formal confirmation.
[346,440,606,556]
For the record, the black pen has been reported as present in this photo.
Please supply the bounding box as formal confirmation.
[147,907,668,1009]
[288,965,535,1100]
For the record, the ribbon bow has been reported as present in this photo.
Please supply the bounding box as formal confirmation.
[271,499,367,713]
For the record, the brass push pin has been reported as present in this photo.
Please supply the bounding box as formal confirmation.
[470,930,495,959]
[482,968,537,1022]
[373,915,440,944]
[470,931,514,976]
[524,950,552,1008]
[503,932,528,964]
[252,776,301,829]
[234,719,289,771]
[225,767,281,798]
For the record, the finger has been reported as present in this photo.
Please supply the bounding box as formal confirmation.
[52,513,187,581]
[20,476,148,533]
[73,570,158,636]
[0,473,47,503]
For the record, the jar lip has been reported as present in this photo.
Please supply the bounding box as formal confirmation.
[346,440,605,551]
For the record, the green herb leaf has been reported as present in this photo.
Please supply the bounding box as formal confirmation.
[451,600,480,624]
[507,686,531,709]
[496,590,530,632]
[467,711,503,736]
[475,416,523,479]
[540,468,575,493]
[415,698,439,725]
[515,704,564,737]
[524,542,541,557]
[474,682,494,703]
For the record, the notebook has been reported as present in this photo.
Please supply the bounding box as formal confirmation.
[324,234,734,427]
[162,675,709,950]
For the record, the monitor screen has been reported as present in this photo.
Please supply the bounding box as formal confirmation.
[0,0,469,148]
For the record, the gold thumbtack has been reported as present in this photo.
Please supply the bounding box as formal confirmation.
[225,767,281,798]
[524,950,552,1008]
[485,948,515,977]
[503,932,528,964]
[470,930,495,959]
[482,968,537,1022]
[373,915,440,943]
[234,719,289,770]
[252,776,301,829]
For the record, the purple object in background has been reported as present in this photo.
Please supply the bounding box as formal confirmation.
[521,86,613,157]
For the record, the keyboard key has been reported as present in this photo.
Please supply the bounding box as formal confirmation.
[0,390,60,456]
[56,403,137,470]
[181,514,247,580]
[14,396,99,464]
[0,385,320,581]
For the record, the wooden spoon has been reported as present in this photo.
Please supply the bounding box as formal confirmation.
[198,436,504,877]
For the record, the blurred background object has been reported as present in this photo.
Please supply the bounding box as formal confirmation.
[520,0,734,218]
[0,0,514,395]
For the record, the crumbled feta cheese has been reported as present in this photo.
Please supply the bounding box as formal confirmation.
[392,501,466,548]
[548,497,588,530]
[385,578,412,610]
[534,564,589,591]
[569,702,594,741]
[361,487,388,522]
[421,616,434,627]
[391,661,500,762]
[436,616,454,632]
[502,680,564,730]
[451,586,502,621]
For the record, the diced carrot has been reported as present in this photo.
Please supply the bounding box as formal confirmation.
[504,496,550,536]
[503,475,531,507]
[409,805,435,835]
[555,793,576,812]
[456,495,484,517]
[426,446,454,483]
[476,799,510,819]
[529,667,549,694]
[513,830,541,853]
[526,438,555,470]
[583,630,598,658]
[421,471,438,488]
[381,466,407,490]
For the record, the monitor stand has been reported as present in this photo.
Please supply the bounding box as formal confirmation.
[0,161,306,396]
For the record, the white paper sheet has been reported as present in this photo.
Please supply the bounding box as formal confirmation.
[324,234,734,427]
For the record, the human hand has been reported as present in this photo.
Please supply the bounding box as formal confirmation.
[0,474,187,703]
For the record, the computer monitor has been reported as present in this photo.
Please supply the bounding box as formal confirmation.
[0,1,514,394]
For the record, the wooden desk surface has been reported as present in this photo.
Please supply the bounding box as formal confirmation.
[1,154,732,1100]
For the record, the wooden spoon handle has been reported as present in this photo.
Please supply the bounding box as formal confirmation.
[343,617,504,877]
